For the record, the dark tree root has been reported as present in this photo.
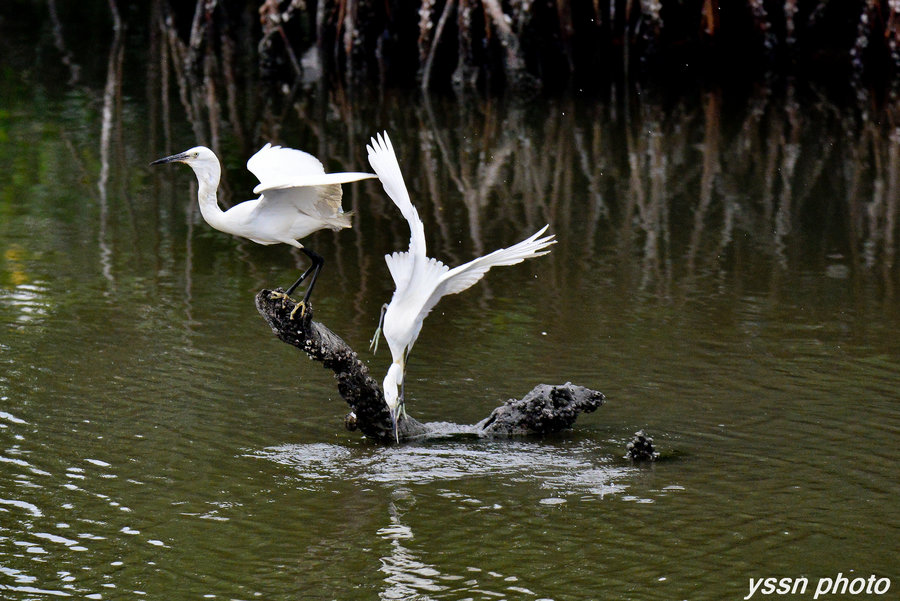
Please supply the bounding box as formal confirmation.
[624,430,660,462]
[256,289,605,443]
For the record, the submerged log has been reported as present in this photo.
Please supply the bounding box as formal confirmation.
[256,289,605,443]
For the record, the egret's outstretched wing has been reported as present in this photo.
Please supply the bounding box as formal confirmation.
[419,225,556,318]
[245,143,372,231]
[367,132,427,260]
[254,172,375,194]
[248,143,375,194]
[248,143,323,186]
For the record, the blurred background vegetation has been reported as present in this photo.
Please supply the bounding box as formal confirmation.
[3,0,899,95]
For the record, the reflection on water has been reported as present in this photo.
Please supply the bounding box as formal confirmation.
[254,441,635,600]
[378,494,543,601]
[1,247,50,327]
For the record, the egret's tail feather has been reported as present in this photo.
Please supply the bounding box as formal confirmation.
[310,184,353,230]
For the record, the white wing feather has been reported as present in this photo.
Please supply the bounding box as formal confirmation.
[369,130,556,373]
[243,142,374,232]
[384,251,413,291]
[367,132,427,260]
[437,225,555,297]
[416,225,556,320]
[254,171,376,194]
[248,143,375,194]
[247,143,325,187]
[385,225,555,356]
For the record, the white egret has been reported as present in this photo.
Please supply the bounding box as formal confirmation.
[366,132,556,441]
[151,144,376,316]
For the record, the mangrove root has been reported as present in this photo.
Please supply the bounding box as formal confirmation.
[256,289,605,443]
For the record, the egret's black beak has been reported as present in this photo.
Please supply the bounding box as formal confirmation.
[390,410,400,444]
[150,152,189,166]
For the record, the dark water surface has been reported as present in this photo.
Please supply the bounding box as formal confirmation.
[2,10,899,601]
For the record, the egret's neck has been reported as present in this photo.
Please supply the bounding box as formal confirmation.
[194,165,225,229]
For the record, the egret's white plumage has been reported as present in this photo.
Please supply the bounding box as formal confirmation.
[151,144,375,308]
[366,131,556,441]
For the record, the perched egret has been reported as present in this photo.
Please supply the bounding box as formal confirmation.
[151,144,376,316]
[366,132,556,441]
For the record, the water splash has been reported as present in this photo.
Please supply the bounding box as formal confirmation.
[253,439,632,499]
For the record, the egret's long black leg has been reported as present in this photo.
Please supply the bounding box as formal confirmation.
[299,248,324,304]
[283,248,324,320]
[400,352,409,419]
[285,248,323,299]
[285,263,315,297]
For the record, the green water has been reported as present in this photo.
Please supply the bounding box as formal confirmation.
[1,7,899,601]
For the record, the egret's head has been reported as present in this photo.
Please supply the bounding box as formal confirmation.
[383,363,403,411]
[150,146,220,184]
[383,363,404,442]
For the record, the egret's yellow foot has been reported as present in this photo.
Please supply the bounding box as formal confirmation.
[369,326,382,353]
[268,290,291,308]
[268,290,305,319]
[289,300,308,320]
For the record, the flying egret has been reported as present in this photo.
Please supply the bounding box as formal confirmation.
[150,144,376,316]
[366,132,556,441]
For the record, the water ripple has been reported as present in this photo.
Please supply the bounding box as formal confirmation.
[0,497,43,517]
[253,439,632,499]
[0,584,71,598]
[1,281,51,325]
[0,411,28,425]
